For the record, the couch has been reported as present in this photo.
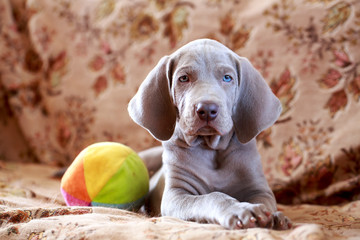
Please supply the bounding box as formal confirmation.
[0,0,359,239]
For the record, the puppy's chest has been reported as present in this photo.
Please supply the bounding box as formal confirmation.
[197,154,242,192]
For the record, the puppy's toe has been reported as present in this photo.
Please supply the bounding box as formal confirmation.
[250,204,272,228]
[227,205,270,229]
[224,213,257,230]
[238,215,258,229]
[225,215,245,229]
[272,211,292,230]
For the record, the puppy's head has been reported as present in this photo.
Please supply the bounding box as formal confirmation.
[128,39,281,144]
[169,40,237,138]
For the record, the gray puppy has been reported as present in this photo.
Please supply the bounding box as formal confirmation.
[128,39,291,230]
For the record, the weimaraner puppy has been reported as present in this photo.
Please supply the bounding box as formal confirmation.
[128,39,292,230]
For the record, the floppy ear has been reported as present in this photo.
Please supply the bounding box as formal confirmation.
[128,56,176,141]
[232,56,282,144]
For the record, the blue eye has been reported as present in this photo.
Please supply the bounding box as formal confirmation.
[223,75,232,82]
[179,75,189,82]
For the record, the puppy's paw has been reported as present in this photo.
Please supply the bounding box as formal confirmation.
[222,203,273,230]
[271,211,292,230]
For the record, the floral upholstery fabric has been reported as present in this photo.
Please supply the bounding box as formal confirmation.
[0,0,360,236]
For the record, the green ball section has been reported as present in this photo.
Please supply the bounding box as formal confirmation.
[92,151,149,206]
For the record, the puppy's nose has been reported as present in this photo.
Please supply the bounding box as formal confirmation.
[196,102,219,121]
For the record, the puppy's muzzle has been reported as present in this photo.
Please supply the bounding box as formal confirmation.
[196,102,219,122]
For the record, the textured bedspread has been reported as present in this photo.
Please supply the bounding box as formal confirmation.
[1,163,359,240]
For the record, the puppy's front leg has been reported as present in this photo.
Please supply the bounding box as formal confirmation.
[161,188,273,229]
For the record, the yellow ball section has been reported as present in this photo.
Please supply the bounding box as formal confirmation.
[82,142,149,209]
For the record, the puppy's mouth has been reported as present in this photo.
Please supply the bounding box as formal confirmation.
[195,126,220,136]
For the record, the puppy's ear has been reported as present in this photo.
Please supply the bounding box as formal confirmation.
[232,56,282,144]
[128,56,176,141]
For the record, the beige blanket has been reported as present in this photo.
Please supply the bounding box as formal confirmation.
[1,163,359,240]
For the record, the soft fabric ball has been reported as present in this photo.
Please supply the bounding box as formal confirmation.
[61,142,149,211]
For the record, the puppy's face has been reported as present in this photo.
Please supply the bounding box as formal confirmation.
[170,43,239,137]
[128,39,281,143]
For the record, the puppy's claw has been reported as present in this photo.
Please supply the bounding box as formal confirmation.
[236,220,243,229]
[272,211,292,230]
[288,222,293,229]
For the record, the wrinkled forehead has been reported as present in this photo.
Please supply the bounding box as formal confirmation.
[170,40,236,73]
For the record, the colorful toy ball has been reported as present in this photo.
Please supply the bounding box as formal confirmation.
[61,142,149,211]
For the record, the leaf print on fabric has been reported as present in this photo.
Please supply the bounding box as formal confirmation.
[56,113,72,149]
[231,27,251,51]
[263,0,355,75]
[136,42,157,64]
[89,55,105,71]
[297,120,333,160]
[341,147,360,177]
[264,1,297,36]
[305,0,336,4]
[218,12,251,51]
[131,13,159,41]
[36,97,96,165]
[325,89,348,118]
[53,1,106,57]
[163,4,192,48]
[152,0,176,10]
[6,80,45,117]
[333,49,352,68]
[318,68,342,89]
[339,10,360,45]
[263,1,333,74]
[95,0,115,21]
[256,66,295,148]
[46,51,68,90]
[0,83,13,125]
[220,14,235,36]
[111,63,126,84]
[322,2,351,33]
[92,75,108,96]
[24,48,43,73]
[250,50,273,79]
[257,128,273,148]
[273,120,336,204]
[349,75,360,101]
[279,139,303,176]
[306,156,334,190]
[33,25,56,53]
[60,97,96,164]
[278,120,334,177]
[269,68,296,116]
[319,47,359,117]
[53,96,96,166]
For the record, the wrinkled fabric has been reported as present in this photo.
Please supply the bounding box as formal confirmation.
[0,0,359,212]
[0,163,359,240]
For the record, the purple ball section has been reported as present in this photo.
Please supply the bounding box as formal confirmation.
[61,188,91,206]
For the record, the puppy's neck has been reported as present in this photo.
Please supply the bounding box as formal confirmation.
[171,125,234,150]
